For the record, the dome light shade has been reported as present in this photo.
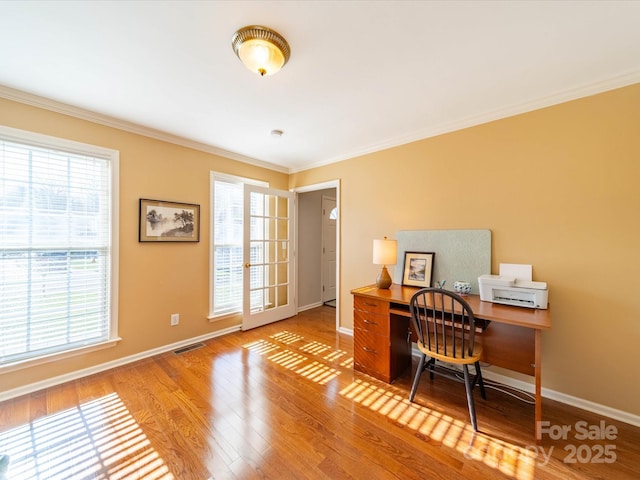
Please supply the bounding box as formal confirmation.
[232,25,291,76]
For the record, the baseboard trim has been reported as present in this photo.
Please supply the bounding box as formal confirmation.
[297,301,323,313]
[0,325,241,402]
[542,385,640,428]
[407,347,640,428]
[338,326,353,336]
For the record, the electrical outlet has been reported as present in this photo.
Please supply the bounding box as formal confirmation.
[170,313,179,326]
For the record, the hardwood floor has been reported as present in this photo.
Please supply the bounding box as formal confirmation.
[1,306,638,479]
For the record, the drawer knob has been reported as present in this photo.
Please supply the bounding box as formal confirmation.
[363,346,377,354]
[363,302,378,307]
[363,319,377,325]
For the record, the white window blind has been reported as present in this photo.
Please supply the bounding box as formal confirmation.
[0,128,117,367]
[210,173,266,318]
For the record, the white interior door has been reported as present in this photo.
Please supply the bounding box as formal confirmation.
[242,185,296,330]
[321,196,337,302]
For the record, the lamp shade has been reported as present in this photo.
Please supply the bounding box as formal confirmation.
[373,238,397,265]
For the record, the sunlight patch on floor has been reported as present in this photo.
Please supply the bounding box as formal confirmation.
[242,338,280,355]
[0,393,173,480]
[268,349,306,369]
[340,379,537,480]
[269,330,304,344]
[243,332,351,385]
[299,340,331,355]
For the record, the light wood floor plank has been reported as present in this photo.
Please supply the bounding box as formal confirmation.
[1,306,638,479]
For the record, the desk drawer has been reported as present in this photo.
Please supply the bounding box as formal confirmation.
[353,330,390,382]
[354,295,389,316]
[354,309,390,336]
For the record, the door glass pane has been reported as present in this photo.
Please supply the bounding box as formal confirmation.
[249,242,263,264]
[266,218,276,241]
[266,195,276,217]
[263,264,274,288]
[277,285,288,307]
[250,265,263,289]
[277,262,288,283]
[265,287,276,310]
[250,192,263,215]
[267,240,276,265]
[250,289,262,312]
[278,241,288,262]
[250,217,264,240]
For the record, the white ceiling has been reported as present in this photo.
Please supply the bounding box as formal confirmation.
[1,1,639,173]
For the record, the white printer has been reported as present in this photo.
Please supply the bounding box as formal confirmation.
[478,263,548,309]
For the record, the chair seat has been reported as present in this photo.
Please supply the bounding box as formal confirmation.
[417,335,483,365]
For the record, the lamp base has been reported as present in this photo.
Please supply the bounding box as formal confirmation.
[376,266,392,289]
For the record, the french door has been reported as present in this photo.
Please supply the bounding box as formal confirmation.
[242,184,296,330]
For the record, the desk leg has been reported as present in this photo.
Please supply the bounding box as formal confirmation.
[535,328,542,442]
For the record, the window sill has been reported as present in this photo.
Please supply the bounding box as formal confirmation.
[208,312,241,323]
[0,337,122,374]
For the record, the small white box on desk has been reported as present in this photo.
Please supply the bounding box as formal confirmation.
[478,263,548,309]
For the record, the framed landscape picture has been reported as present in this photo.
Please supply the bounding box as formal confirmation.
[402,251,435,288]
[139,198,200,242]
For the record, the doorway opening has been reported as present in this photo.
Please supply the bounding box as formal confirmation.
[295,180,340,331]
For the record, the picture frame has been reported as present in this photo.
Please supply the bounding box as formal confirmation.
[402,251,435,288]
[139,198,200,242]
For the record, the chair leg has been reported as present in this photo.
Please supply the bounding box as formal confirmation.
[475,361,487,400]
[409,354,426,401]
[463,364,478,432]
[427,357,435,380]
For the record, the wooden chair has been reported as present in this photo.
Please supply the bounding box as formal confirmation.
[408,288,486,431]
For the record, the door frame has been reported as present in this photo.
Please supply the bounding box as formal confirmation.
[293,180,340,331]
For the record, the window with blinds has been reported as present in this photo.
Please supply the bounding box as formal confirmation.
[210,173,266,318]
[0,127,118,368]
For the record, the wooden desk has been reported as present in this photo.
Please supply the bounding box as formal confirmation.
[351,284,552,438]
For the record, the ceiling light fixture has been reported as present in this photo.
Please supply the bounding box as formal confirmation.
[231,25,291,76]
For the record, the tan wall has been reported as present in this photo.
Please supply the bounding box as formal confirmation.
[0,97,288,392]
[290,83,640,415]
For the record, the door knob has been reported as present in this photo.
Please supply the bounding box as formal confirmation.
[245,263,251,268]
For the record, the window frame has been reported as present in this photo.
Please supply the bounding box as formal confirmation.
[0,125,120,373]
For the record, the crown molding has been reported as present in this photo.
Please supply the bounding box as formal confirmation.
[0,84,289,174]
[4,71,639,176]
[292,70,640,174]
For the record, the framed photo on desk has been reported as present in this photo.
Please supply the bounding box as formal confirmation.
[402,251,435,287]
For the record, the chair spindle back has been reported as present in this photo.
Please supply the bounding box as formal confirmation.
[409,288,477,359]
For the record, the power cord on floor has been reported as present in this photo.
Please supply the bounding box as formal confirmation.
[425,362,536,405]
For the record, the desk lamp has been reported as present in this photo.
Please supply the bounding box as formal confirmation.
[373,237,397,289]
